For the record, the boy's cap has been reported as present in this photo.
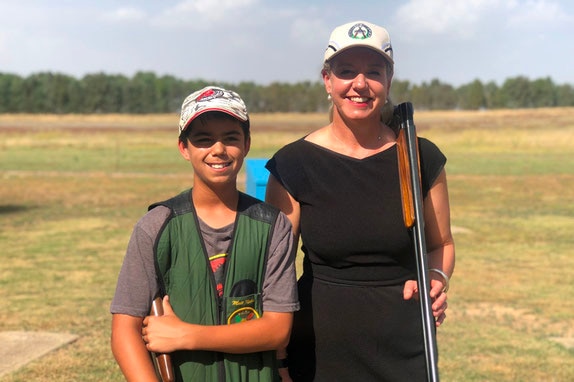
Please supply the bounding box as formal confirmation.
[179,86,248,134]
[324,21,393,65]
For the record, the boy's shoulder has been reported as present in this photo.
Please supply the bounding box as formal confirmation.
[133,204,172,239]
[148,189,192,216]
[237,192,280,225]
[144,189,283,228]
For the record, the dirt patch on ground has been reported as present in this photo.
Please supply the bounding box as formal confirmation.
[454,302,574,350]
[452,226,472,234]
[0,331,78,378]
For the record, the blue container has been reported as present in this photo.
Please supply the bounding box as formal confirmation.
[245,158,269,200]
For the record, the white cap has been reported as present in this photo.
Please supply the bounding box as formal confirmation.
[179,86,248,134]
[324,21,394,65]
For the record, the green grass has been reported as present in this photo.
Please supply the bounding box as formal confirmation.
[1,109,573,381]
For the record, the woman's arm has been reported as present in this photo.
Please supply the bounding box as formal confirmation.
[265,175,301,238]
[424,169,455,279]
[265,174,300,382]
[403,169,455,325]
[112,314,159,382]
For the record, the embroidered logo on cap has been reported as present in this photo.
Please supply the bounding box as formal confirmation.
[196,88,224,102]
[348,23,372,40]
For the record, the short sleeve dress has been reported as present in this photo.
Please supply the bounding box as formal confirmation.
[266,137,446,381]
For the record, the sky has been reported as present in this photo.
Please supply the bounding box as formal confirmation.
[1,0,573,87]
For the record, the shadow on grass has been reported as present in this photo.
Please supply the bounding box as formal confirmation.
[0,205,35,215]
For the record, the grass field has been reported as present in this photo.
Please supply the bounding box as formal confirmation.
[1,108,573,381]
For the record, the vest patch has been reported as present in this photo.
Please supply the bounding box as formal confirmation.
[228,306,260,324]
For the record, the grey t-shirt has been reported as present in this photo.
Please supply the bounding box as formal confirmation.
[110,205,299,317]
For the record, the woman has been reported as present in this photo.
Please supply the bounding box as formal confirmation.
[265,21,455,381]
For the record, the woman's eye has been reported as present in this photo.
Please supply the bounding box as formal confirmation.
[337,69,356,78]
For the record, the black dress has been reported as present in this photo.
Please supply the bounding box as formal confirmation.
[266,137,446,382]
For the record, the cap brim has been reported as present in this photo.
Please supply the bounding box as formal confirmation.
[325,45,394,65]
[181,108,248,133]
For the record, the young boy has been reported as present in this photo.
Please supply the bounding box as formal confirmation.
[110,86,299,382]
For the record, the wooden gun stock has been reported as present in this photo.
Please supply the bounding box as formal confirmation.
[150,297,175,382]
[396,125,415,228]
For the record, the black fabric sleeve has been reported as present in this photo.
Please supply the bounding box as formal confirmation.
[418,137,447,197]
[265,139,307,199]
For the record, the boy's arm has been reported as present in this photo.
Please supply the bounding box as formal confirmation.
[112,313,159,382]
[142,296,293,354]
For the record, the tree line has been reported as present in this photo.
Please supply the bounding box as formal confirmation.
[1,71,573,114]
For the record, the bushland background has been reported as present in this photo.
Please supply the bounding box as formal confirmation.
[1,72,574,114]
[1,108,573,381]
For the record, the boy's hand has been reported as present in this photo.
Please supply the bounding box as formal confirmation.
[142,296,187,353]
[278,367,292,382]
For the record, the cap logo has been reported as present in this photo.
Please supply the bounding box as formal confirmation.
[348,23,372,40]
[196,88,224,102]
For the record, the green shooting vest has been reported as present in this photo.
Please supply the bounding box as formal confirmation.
[150,189,280,382]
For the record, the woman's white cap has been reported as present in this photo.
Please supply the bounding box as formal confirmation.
[324,21,394,65]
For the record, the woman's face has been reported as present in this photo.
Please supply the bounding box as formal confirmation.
[323,47,393,122]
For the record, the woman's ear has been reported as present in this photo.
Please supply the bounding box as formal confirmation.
[322,69,332,95]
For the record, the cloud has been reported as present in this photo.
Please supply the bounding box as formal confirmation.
[507,0,572,27]
[175,0,257,14]
[289,18,329,46]
[102,7,147,22]
[394,0,571,40]
[0,32,7,58]
[394,0,506,37]
[155,0,259,26]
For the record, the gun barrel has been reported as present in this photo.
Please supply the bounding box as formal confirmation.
[397,102,440,382]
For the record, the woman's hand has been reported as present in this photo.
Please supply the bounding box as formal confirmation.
[403,279,448,327]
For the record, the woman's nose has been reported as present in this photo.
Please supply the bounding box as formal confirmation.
[353,73,368,90]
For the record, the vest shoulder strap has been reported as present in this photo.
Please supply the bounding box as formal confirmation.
[237,192,279,225]
[148,189,192,216]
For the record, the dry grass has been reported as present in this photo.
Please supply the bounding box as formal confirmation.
[1,108,573,381]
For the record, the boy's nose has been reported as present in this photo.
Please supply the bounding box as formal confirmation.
[211,140,226,154]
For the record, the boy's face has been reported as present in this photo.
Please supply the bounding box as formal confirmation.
[178,117,250,189]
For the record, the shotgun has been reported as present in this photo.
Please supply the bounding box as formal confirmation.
[150,296,175,382]
[395,102,440,382]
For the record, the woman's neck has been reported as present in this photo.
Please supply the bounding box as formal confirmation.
[327,115,396,159]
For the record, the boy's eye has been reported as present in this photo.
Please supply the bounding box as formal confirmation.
[191,137,214,146]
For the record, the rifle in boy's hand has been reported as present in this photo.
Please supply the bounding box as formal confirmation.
[150,296,175,382]
[395,102,440,382]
